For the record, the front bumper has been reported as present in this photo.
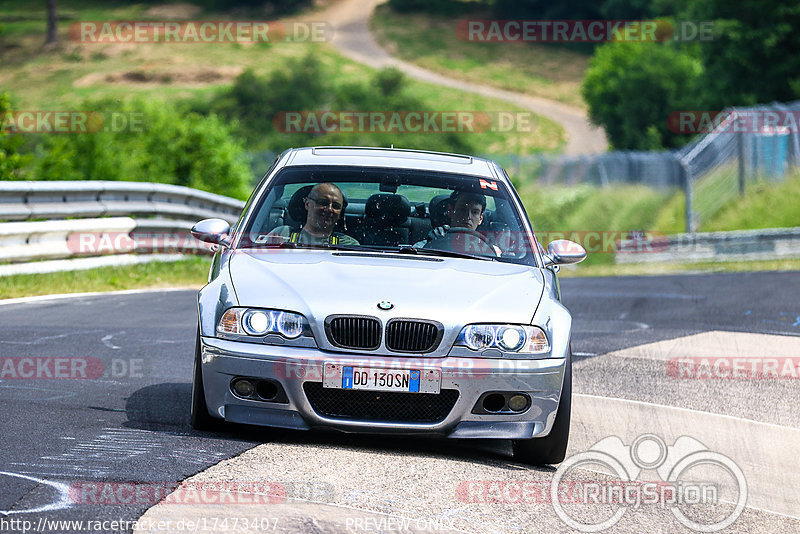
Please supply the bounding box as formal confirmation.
[199,336,567,440]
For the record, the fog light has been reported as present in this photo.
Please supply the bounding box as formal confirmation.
[508,394,528,412]
[232,379,254,397]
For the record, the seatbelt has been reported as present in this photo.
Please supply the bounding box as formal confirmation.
[289,231,338,245]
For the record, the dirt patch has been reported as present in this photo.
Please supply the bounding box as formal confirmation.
[73,66,243,87]
[144,3,203,20]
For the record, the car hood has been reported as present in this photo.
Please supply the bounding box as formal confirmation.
[229,249,544,325]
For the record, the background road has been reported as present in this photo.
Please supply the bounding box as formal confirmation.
[314,0,608,155]
[1,272,798,532]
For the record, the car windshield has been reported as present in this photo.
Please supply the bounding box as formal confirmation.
[238,165,537,265]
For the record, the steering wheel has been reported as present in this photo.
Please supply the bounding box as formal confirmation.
[425,226,497,256]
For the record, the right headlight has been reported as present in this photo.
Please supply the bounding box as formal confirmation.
[217,308,314,346]
[455,324,550,355]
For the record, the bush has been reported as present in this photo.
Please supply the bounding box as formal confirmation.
[203,53,477,155]
[582,40,702,150]
[375,67,405,98]
[387,0,469,15]
[33,98,251,199]
[0,92,28,180]
[205,54,328,147]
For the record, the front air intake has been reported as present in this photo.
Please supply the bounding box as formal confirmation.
[326,315,381,350]
[385,319,442,353]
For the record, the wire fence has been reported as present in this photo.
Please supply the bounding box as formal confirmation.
[487,100,800,232]
[249,101,800,233]
[677,100,800,232]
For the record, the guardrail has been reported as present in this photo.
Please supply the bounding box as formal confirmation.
[616,227,800,264]
[1,181,796,273]
[0,181,244,223]
[0,181,244,274]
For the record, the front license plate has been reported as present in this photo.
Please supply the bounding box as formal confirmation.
[323,363,441,394]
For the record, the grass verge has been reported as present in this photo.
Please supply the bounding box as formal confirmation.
[0,257,209,300]
[560,258,800,278]
[0,3,565,155]
[370,5,590,108]
[3,254,796,301]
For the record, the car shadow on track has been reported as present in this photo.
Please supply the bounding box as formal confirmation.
[123,382,555,472]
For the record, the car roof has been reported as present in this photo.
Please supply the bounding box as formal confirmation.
[282,146,504,180]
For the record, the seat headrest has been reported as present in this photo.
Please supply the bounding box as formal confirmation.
[365,194,410,228]
[287,185,314,226]
[428,194,450,228]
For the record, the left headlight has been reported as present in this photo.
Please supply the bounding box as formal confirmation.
[217,308,313,344]
[455,324,550,355]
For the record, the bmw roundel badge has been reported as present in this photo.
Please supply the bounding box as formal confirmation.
[377,301,394,310]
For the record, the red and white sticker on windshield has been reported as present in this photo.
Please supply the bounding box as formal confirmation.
[479,179,498,191]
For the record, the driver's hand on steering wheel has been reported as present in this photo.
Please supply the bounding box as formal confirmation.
[427,225,450,241]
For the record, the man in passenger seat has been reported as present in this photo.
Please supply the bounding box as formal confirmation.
[268,183,359,245]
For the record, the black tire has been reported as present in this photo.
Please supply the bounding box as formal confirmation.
[190,327,219,430]
[512,347,572,465]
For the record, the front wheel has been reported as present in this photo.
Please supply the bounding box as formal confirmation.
[512,348,572,465]
[190,327,220,430]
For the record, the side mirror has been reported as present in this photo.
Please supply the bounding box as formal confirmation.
[544,239,587,266]
[191,218,231,246]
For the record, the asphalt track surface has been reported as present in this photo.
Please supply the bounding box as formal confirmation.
[1,271,798,533]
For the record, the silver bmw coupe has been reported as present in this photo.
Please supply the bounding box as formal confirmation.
[190,146,586,465]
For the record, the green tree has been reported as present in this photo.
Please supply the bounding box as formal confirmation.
[687,0,800,107]
[582,40,702,150]
[207,54,328,145]
[493,0,602,20]
[387,0,472,15]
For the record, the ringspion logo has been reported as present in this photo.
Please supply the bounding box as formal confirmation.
[551,434,747,532]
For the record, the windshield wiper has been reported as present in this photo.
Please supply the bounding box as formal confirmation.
[255,242,390,253]
[246,242,493,260]
[391,246,494,261]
